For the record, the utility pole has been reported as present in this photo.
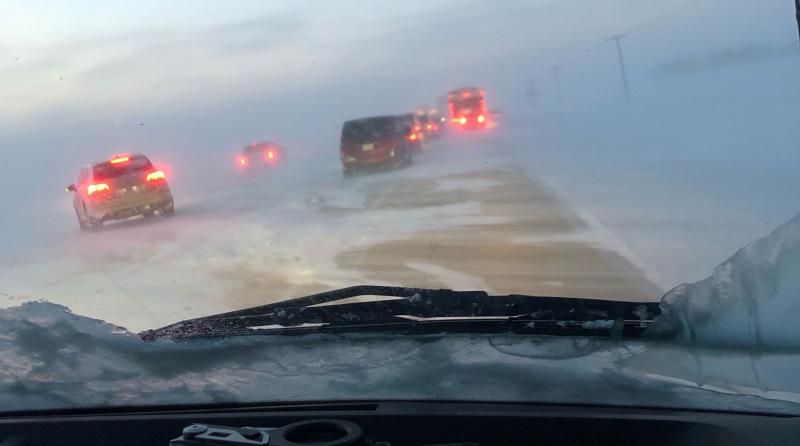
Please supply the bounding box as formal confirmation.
[607,34,630,100]
[552,65,563,103]
[795,0,800,45]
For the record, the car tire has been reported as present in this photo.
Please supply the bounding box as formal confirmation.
[404,147,413,166]
[161,201,175,217]
[78,204,101,232]
[75,206,90,232]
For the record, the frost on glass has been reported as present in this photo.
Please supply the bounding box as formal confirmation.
[652,211,800,349]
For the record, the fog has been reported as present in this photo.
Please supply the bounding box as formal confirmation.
[1,0,798,288]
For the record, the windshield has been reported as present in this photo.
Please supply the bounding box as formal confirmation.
[451,97,482,112]
[396,114,415,127]
[244,143,272,154]
[1,0,799,414]
[92,156,153,179]
[342,117,396,142]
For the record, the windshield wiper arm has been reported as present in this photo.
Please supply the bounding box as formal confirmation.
[139,285,659,341]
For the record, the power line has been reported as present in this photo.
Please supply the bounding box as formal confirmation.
[607,34,631,100]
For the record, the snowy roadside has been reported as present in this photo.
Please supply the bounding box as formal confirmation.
[0,137,659,332]
[0,140,514,331]
[504,55,800,290]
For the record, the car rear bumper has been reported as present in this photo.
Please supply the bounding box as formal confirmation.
[341,149,399,168]
[88,188,173,221]
[454,121,487,131]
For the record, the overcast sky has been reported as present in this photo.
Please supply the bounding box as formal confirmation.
[3,0,794,134]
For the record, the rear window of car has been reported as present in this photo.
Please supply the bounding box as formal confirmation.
[396,114,414,127]
[341,117,396,142]
[92,156,153,179]
[244,144,271,154]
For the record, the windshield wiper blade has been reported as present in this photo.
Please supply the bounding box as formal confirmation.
[139,285,659,341]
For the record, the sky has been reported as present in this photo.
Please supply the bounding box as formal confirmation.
[5,0,791,131]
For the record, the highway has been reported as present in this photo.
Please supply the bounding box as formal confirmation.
[0,133,661,332]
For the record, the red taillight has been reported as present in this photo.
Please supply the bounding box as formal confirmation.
[408,133,417,141]
[87,183,110,196]
[426,124,433,130]
[146,170,166,182]
[477,114,485,123]
[264,149,277,161]
[238,156,249,168]
[459,117,467,125]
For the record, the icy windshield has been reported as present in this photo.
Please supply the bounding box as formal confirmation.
[1,0,799,413]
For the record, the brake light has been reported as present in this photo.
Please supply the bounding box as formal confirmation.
[408,133,417,141]
[459,117,467,125]
[87,183,110,195]
[426,124,433,130]
[238,156,249,168]
[146,170,166,182]
[264,149,276,161]
[477,114,485,123]
[110,156,129,164]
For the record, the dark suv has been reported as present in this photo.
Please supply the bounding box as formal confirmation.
[339,116,413,176]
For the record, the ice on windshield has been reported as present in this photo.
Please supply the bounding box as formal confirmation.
[652,211,800,349]
[0,0,798,414]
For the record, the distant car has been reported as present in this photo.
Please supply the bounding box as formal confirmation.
[340,116,413,176]
[396,113,424,152]
[418,114,441,139]
[65,154,174,231]
[236,141,285,173]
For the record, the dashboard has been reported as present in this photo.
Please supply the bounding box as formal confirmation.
[0,401,794,445]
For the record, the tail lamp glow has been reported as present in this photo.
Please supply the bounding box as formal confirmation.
[146,170,166,182]
[87,183,110,196]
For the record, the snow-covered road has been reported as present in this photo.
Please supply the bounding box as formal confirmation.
[0,134,659,332]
